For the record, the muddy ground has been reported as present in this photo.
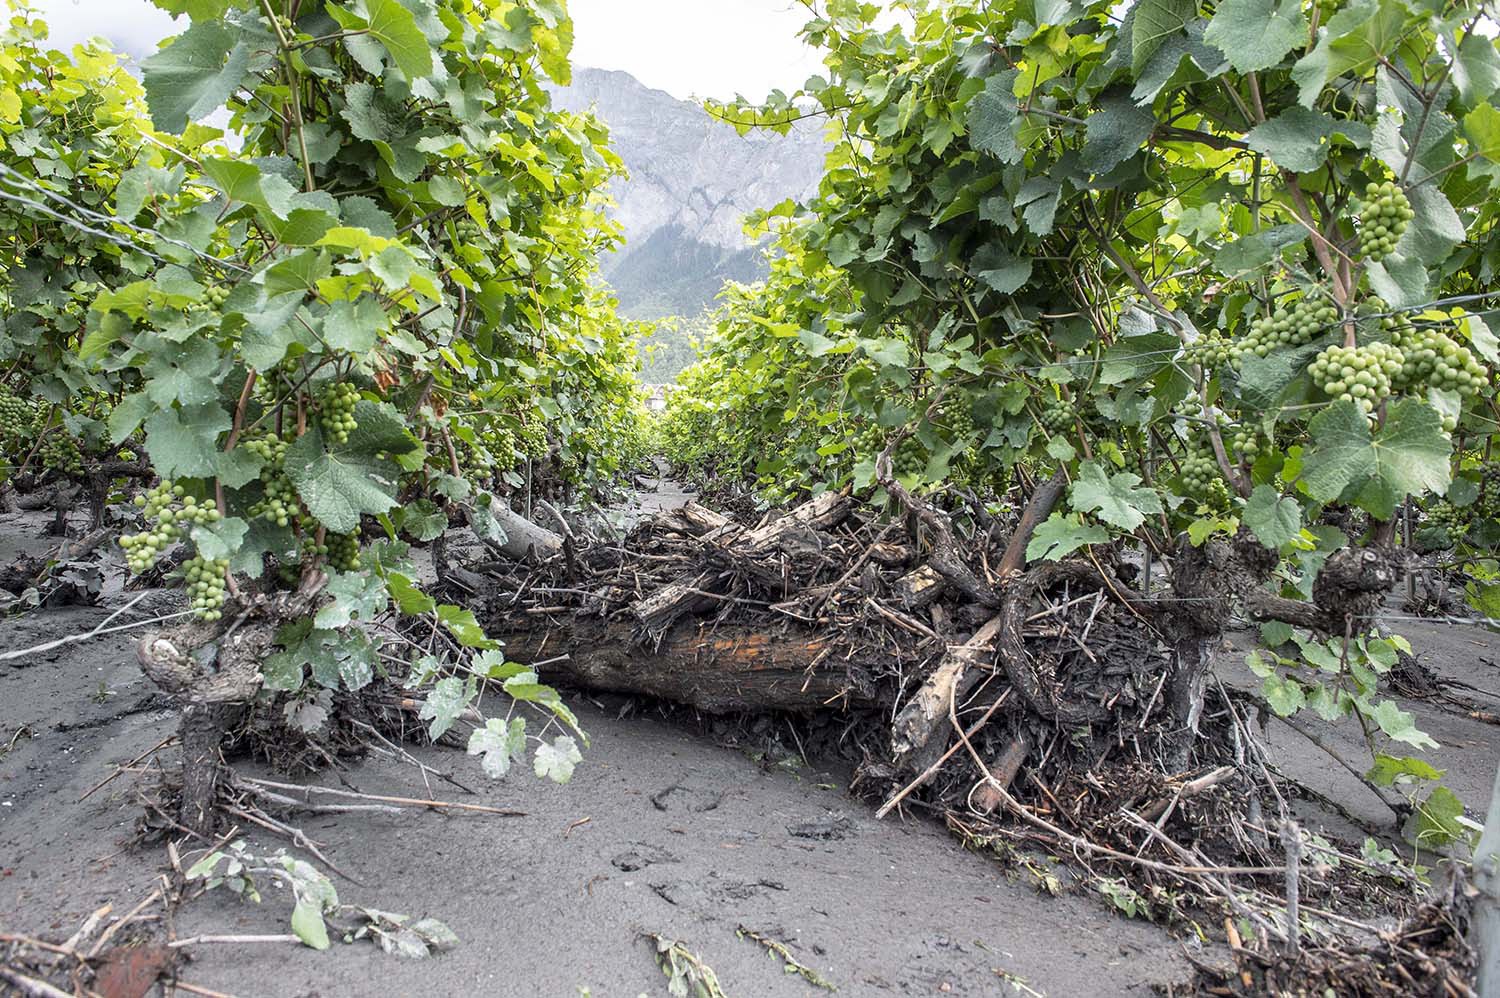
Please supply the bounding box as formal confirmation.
[2,485,1499,997]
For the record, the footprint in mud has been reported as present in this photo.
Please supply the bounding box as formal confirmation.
[649,781,726,813]
[610,842,679,872]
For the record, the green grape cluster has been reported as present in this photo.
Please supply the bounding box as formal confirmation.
[1393,323,1488,398]
[1355,181,1412,262]
[1178,453,1219,495]
[298,524,361,571]
[120,481,220,574]
[246,433,297,527]
[38,428,83,475]
[1239,296,1340,361]
[1037,403,1073,435]
[1228,427,1263,462]
[518,420,547,459]
[183,555,230,621]
[1189,332,1237,370]
[1425,501,1465,544]
[0,390,35,448]
[480,426,519,471]
[205,285,230,308]
[326,529,361,572]
[945,404,976,450]
[319,382,360,444]
[452,217,484,245]
[1310,343,1404,414]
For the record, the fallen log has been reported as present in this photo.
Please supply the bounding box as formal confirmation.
[498,617,872,713]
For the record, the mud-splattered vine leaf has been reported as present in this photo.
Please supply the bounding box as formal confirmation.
[533,735,582,783]
[467,717,526,778]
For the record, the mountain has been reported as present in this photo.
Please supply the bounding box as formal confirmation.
[550,68,826,320]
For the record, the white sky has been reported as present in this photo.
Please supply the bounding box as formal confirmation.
[27,0,828,101]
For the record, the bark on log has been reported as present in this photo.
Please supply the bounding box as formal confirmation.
[972,736,1030,814]
[488,502,564,561]
[894,565,946,610]
[891,614,1005,765]
[498,618,869,713]
[657,502,732,537]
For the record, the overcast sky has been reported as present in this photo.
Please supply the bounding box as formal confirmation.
[28,0,827,101]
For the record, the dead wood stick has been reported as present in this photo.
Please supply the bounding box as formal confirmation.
[971,736,1031,814]
[811,521,896,614]
[88,888,164,958]
[876,690,1011,820]
[0,966,73,998]
[78,735,177,803]
[236,777,525,816]
[890,613,1005,762]
[996,469,1068,579]
[173,982,244,998]
[951,698,1284,879]
[0,607,196,662]
[60,903,112,953]
[168,935,300,948]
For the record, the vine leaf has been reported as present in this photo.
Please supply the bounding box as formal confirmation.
[284,403,417,533]
[313,570,390,630]
[328,0,434,80]
[143,403,230,480]
[1026,512,1110,562]
[968,70,1022,164]
[533,735,582,784]
[1070,462,1162,531]
[1363,699,1439,750]
[1081,94,1154,174]
[1243,485,1300,549]
[1130,0,1196,75]
[1299,399,1451,519]
[1245,107,1337,173]
[140,20,250,134]
[419,675,471,740]
[467,717,527,779]
[1203,0,1307,73]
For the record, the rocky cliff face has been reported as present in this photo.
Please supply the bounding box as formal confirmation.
[550,68,826,319]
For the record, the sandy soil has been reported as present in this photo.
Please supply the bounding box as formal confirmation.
[2,488,1498,997]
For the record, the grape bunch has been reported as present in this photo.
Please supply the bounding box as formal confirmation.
[1392,324,1488,398]
[481,425,520,471]
[1309,343,1405,414]
[120,481,221,574]
[1238,296,1340,361]
[518,420,547,459]
[38,428,84,475]
[327,529,361,572]
[1355,180,1412,263]
[452,216,482,243]
[1229,427,1263,462]
[298,524,362,572]
[318,382,360,444]
[1424,501,1466,544]
[205,285,230,309]
[945,403,976,450]
[245,433,297,527]
[1188,331,1237,371]
[183,555,230,621]
[1178,453,1219,495]
[1036,403,1073,435]
[0,389,35,449]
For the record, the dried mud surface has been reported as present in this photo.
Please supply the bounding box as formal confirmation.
[2,489,1499,997]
